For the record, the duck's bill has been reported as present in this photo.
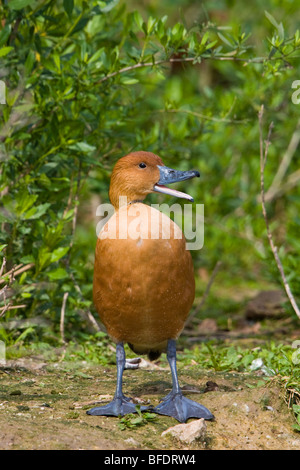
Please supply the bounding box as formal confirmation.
[153,184,195,202]
[153,165,200,202]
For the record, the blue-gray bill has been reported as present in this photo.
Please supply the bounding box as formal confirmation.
[153,165,200,202]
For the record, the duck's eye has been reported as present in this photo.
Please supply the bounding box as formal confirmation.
[138,162,147,169]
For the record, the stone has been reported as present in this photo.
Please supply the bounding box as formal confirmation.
[161,418,206,444]
[245,290,286,320]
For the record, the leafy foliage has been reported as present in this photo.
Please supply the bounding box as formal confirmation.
[118,406,157,431]
[0,0,300,348]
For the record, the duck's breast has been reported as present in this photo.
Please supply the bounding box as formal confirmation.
[93,204,195,346]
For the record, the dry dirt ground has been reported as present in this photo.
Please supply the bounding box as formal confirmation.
[0,355,299,450]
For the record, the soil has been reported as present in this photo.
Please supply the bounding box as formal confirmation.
[0,355,299,450]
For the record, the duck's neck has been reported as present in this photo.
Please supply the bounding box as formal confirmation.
[109,183,147,209]
[112,195,145,209]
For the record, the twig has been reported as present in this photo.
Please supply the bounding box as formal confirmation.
[11,263,35,278]
[264,118,300,202]
[157,107,248,124]
[263,168,300,202]
[187,260,222,326]
[0,263,34,285]
[97,57,196,83]
[258,105,300,320]
[0,256,6,278]
[60,292,69,344]
[97,52,296,85]
[70,161,82,249]
[0,285,8,300]
[0,263,22,281]
[0,304,27,317]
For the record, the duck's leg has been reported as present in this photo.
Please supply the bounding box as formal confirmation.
[152,339,214,423]
[87,342,145,416]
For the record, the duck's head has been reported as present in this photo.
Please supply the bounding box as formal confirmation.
[109,151,200,208]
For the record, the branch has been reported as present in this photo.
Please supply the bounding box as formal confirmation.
[0,263,35,285]
[97,52,295,85]
[157,107,249,124]
[97,57,196,83]
[60,292,69,344]
[0,256,6,278]
[264,118,300,202]
[258,105,300,320]
[263,168,300,202]
[0,304,27,317]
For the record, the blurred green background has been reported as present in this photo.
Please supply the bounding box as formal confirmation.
[0,0,300,353]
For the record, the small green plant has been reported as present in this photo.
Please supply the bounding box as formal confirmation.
[118,406,157,430]
[292,405,300,432]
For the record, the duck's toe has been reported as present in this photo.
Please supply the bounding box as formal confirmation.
[152,392,214,423]
[86,396,147,417]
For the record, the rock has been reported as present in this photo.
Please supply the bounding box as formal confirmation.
[204,381,219,392]
[245,290,286,320]
[161,418,206,444]
[124,437,141,448]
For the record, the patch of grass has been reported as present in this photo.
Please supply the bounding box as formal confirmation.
[181,341,299,377]
[180,340,300,428]
[62,332,116,365]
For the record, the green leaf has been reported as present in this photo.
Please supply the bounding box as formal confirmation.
[0,25,11,48]
[47,267,68,280]
[6,88,20,107]
[147,17,156,35]
[21,292,32,299]
[24,50,36,75]
[0,47,14,58]
[15,327,34,343]
[0,244,7,252]
[68,141,96,153]
[23,203,51,220]
[133,11,144,30]
[265,11,284,40]
[100,0,120,13]
[50,246,70,262]
[8,0,32,10]
[20,255,35,264]
[63,0,74,17]
[293,404,300,414]
[38,249,52,271]
[16,193,38,216]
[121,77,139,85]
[200,31,210,46]
[264,11,279,29]
[217,32,233,47]
[88,48,105,64]
[205,40,218,50]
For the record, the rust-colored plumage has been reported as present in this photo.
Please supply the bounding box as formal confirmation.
[88,151,213,422]
[94,152,195,357]
[94,203,195,357]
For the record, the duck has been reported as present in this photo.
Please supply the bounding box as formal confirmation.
[87,151,214,423]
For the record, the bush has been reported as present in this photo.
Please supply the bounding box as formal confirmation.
[0,0,299,345]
